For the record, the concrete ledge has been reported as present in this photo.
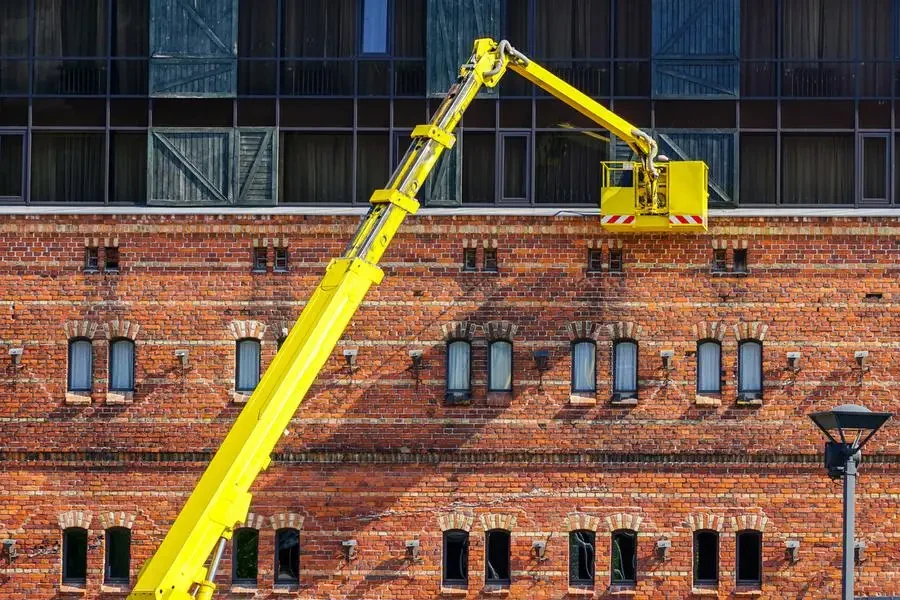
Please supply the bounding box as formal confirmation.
[690,587,719,596]
[486,391,513,407]
[229,585,259,594]
[440,586,468,596]
[569,393,597,406]
[609,397,638,407]
[100,584,129,593]
[232,391,252,404]
[58,584,86,594]
[482,586,510,596]
[694,394,721,407]
[566,587,595,596]
[65,392,92,405]
[106,391,133,405]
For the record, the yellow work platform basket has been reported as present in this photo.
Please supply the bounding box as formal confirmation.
[600,161,709,233]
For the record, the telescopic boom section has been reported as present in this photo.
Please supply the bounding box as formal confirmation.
[127,39,657,599]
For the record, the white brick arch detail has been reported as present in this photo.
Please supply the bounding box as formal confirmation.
[565,513,602,533]
[97,511,136,530]
[685,513,725,532]
[269,512,304,531]
[229,320,267,341]
[479,513,517,531]
[605,513,644,533]
[58,511,92,530]
[103,319,140,341]
[437,513,474,532]
[63,320,99,340]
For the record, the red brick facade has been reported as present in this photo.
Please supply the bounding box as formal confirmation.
[0,214,898,598]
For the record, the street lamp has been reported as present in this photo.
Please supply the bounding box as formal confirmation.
[808,404,892,600]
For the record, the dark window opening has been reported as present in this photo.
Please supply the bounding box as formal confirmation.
[736,530,762,585]
[697,341,721,395]
[608,248,623,273]
[112,0,149,57]
[587,249,602,272]
[613,340,637,397]
[569,530,595,586]
[0,134,24,200]
[238,0,277,57]
[0,0,29,57]
[572,340,596,393]
[694,530,719,585]
[274,528,300,585]
[489,340,513,392]
[534,0,610,59]
[109,338,135,392]
[443,530,469,585]
[733,249,748,273]
[446,340,471,400]
[712,249,727,273]
[483,249,498,272]
[282,0,356,57]
[63,527,88,584]
[501,135,528,202]
[611,530,636,584]
[236,339,261,392]
[462,248,477,271]
[861,136,889,204]
[740,135,776,205]
[84,247,99,272]
[535,133,604,205]
[68,338,93,392]
[274,247,288,272]
[782,135,854,205]
[361,0,388,54]
[281,133,353,204]
[276,336,287,351]
[485,530,511,585]
[232,528,259,586]
[151,99,233,128]
[615,0,649,58]
[463,132,496,204]
[31,133,104,203]
[35,0,107,57]
[356,133,389,203]
[393,0,424,58]
[252,246,267,272]
[738,340,763,399]
[104,527,130,584]
[109,132,147,204]
[105,247,119,272]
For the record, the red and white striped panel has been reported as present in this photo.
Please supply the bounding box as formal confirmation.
[669,215,705,226]
[601,215,635,225]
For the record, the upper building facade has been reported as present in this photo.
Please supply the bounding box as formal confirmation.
[0,0,899,210]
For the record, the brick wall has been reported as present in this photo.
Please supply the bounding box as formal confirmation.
[0,214,898,598]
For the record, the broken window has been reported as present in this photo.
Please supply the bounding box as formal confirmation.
[68,338,92,392]
[587,249,602,272]
[62,527,88,584]
[569,530,595,587]
[489,340,512,392]
[611,530,636,585]
[252,246,267,272]
[485,529,511,585]
[736,530,762,585]
[738,340,763,400]
[442,529,469,585]
[733,249,748,274]
[462,248,477,271]
[712,249,727,273]
[274,528,300,585]
[236,339,261,392]
[697,341,721,394]
[104,527,130,584]
[572,340,596,393]
[105,246,119,272]
[109,338,135,392]
[232,528,259,586]
[693,530,719,585]
[446,340,471,400]
[274,247,289,272]
[608,248,623,273]
[613,340,637,398]
[483,249,498,272]
[84,247,99,272]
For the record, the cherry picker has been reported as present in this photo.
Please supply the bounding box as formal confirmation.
[127,38,708,599]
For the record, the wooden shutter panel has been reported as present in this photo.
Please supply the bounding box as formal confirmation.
[657,131,735,204]
[423,145,461,207]
[652,0,739,97]
[236,129,277,206]
[150,0,237,96]
[426,0,500,96]
[148,129,234,205]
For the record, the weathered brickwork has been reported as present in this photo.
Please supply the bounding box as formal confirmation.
[0,214,898,598]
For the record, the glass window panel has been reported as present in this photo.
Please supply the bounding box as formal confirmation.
[736,531,762,584]
[697,342,720,394]
[233,528,259,584]
[573,341,596,392]
[31,133,105,203]
[63,528,88,583]
[361,0,389,54]
[443,530,469,584]
[535,133,604,205]
[112,0,149,57]
[740,135,776,205]
[68,339,92,391]
[109,133,147,204]
[110,339,134,391]
[485,530,510,583]
[739,342,762,394]
[0,134,24,199]
[282,0,356,57]
[356,134,390,203]
[502,136,528,201]
[236,340,261,392]
[463,133,496,204]
[611,530,636,584]
[489,341,512,391]
[569,530,595,585]
[535,0,609,58]
[862,136,888,201]
[782,135,854,205]
[105,527,130,584]
[614,341,637,394]
[275,528,300,584]
[35,0,107,56]
[447,341,470,392]
[0,0,29,56]
[694,531,719,583]
[281,133,353,204]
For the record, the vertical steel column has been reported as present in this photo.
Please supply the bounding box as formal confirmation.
[841,453,858,600]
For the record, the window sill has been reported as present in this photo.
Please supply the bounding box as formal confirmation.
[486,391,513,406]
[272,584,300,594]
[229,585,259,594]
[232,391,252,404]
[482,585,510,595]
[569,393,596,406]
[65,391,92,405]
[734,588,762,597]
[566,586,595,596]
[690,586,719,596]
[440,586,469,596]
[106,391,134,405]
[607,586,636,596]
[609,396,638,406]
[100,583,130,593]
[735,397,763,407]
[59,584,86,594]
[694,394,721,407]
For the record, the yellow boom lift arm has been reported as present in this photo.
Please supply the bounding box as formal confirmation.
[128,38,707,599]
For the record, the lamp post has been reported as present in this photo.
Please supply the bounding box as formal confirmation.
[808,404,892,600]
